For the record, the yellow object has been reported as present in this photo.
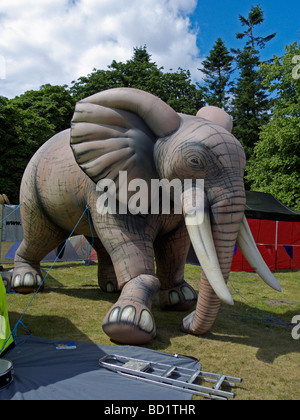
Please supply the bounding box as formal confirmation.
[0,275,14,356]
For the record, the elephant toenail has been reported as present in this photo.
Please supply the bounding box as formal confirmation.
[169,290,180,305]
[181,286,196,300]
[139,310,154,333]
[24,273,34,286]
[13,275,21,288]
[108,307,120,323]
[120,306,136,323]
[36,275,43,285]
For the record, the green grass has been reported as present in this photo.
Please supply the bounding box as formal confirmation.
[4,261,300,400]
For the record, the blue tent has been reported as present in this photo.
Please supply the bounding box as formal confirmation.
[5,241,78,262]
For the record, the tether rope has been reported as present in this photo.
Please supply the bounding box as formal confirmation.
[0,206,94,357]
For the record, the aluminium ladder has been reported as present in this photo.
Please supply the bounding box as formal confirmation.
[98,354,242,400]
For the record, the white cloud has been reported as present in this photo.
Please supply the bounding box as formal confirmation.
[0,0,201,98]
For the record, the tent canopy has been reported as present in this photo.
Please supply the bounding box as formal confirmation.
[0,276,14,355]
[5,240,80,262]
[245,191,300,222]
[187,191,300,270]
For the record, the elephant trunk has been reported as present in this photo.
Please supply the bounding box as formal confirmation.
[181,182,246,335]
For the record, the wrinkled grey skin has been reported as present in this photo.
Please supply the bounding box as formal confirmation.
[12,88,281,344]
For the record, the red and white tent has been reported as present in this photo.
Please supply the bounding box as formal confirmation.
[231,218,300,271]
[188,192,300,271]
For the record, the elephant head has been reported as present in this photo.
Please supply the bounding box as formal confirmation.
[70,87,281,335]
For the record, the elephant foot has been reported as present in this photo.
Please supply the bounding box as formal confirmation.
[102,300,156,345]
[11,264,44,294]
[102,275,160,345]
[159,281,197,311]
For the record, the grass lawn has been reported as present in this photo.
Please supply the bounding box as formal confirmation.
[4,260,300,400]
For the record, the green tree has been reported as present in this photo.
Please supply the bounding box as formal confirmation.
[71,46,204,114]
[11,84,76,133]
[109,46,165,95]
[246,42,300,210]
[0,97,54,202]
[0,84,75,202]
[161,68,204,114]
[71,46,164,100]
[199,38,233,110]
[231,5,276,159]
[235,5,276,53]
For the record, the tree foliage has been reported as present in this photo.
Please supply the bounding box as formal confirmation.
[70,46,161,99]
[71,46,204,114]
[11,84,76,134]
[199,38,233,110]
[0,85,75,202]
[0,16,299,211]
[235,5,276,52]
[246,42,300,210]
[0,47,204,203]
[230,5,276,160]
[0,96,54,201]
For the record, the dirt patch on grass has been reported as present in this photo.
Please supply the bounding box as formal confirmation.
[266,299,295,307]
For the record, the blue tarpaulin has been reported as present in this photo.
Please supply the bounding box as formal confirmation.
[0,336,199,400]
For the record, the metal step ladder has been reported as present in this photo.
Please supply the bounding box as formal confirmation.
[98,354,242,400]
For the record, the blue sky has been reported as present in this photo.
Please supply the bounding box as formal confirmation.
[191,0,299,61]
[0,0,299,99]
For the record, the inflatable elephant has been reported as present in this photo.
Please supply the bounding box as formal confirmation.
[11,88,281,344]
[0,193,10,205]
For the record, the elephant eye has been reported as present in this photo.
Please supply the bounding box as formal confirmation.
[187,156,201,167]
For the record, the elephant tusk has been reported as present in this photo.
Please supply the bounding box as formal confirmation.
[237,215,282,292]
[184,209,234,306]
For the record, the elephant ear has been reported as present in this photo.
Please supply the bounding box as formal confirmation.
[70,88,180,210]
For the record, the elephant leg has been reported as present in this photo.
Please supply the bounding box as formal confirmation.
[91,211,160,344]
[102,274,160,345]
[12,202,68,293]
[154,222,197,311]
[85,236,119,293]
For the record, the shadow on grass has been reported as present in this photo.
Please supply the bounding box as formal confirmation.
[147,298,300,364]
[42,281,117,304]
[8,311,94,344]
[14,270,299,364]
[192,300,300,364]
[37,270,109,302]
